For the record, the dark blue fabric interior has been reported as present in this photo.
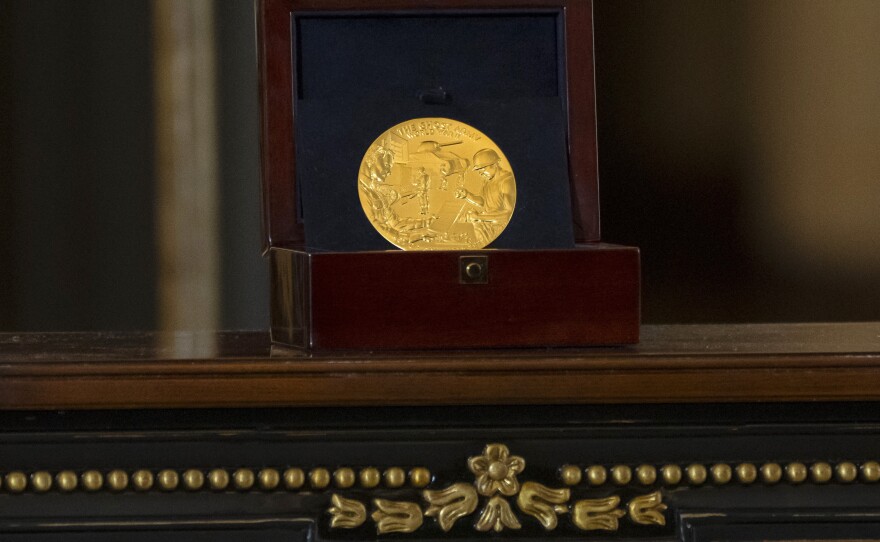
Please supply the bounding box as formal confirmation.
[293,12,574,251]
[296,14,562,101]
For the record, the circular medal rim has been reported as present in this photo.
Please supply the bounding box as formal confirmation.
[357,116,516,251]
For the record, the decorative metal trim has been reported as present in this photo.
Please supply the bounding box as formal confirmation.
[2,447,878,502]
[329,443,668,534]
[0,466,431,494]
[557,460,878,487]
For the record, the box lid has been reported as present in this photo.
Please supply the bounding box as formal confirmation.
[257,0,600,252]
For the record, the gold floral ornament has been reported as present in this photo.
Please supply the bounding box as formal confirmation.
[466,444,528,531]
[426,443,533,532]
[468,443,525,497]
[326,443,666,535]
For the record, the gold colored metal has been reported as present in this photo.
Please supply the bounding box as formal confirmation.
[409,467,431,488]
[207,468,229,490]
[5,472,27,493]
[182,469,204,491]
[710,464,732,485]
[627,491,667,526]
[810,462,833,484]
[636,464,657,486]
[258,468,280,490]
[358,118,517,250]
[328,493,367,529]
[469,443,525,496]
[56,471,78,492]
[660,465,682,485]
[310,468,331,489]
[422,444,540,533]
[158,469,179,491]
[14,442,880,533]
[862,461,880,482]
[334,467,356,489]
[516,481,570,530]
[610,465,632,486]
[586,465,607,486]
[761,463,783,484]
[359,467,380,488]
[233,468,255,490]
[836,462,858,483]
[283,467,305,489]
[31,471,52,493]
[475,495,521,532]
[81,470,103,492]
[685,464,707,485]
[785,462,808,484]
[560,465,582,486]
[736,463,757,484]
[383,467,406,488]
[132,470,154,491]
[106,469,129,491]
[371,498,424,534]
[424,483,478,532]
[572,496,626,531]
[0,467,464,492]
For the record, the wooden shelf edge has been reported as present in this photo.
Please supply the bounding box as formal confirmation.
[2,324,878,410]
[3,363,880,410]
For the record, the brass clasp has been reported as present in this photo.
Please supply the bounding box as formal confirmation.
[459,255,488,285]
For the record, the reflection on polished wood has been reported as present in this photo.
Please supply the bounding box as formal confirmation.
[0,323,878,409]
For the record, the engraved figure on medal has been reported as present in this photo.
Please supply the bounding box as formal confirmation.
[358,118,516,250]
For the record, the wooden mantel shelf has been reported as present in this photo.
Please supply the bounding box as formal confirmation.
[1,323,879,409]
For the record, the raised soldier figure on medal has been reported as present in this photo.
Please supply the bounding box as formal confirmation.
[454,148,516,245]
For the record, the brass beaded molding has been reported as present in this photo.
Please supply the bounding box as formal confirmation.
[0,466,431,495]
[555,460,880,488]
[3,459,879,495]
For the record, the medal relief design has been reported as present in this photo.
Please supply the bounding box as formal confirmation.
[358,118,517,250]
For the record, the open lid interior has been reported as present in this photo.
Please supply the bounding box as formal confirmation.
[258,1,600,251]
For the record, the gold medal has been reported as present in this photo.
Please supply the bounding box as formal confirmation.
[358,118,517,250]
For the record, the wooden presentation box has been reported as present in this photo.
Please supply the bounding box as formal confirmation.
[257,0,640,350]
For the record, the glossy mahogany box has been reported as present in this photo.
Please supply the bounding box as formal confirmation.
[257,0,640,349]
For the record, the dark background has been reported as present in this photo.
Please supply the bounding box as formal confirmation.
[1,0,878,331]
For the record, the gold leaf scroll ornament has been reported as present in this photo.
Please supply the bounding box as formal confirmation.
[328,494,367,529]
[628,491,667,526]
[516,481,571,530]
[475,496,521,532]
[423,483,478,532]
[371,499,424,534]
[572,496,627,531]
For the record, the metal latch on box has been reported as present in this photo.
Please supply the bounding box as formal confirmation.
[459,255,488,284]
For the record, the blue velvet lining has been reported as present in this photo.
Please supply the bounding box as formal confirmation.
[293,12,574,251]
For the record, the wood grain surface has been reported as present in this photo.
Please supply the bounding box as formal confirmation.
[1,324,878,409]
